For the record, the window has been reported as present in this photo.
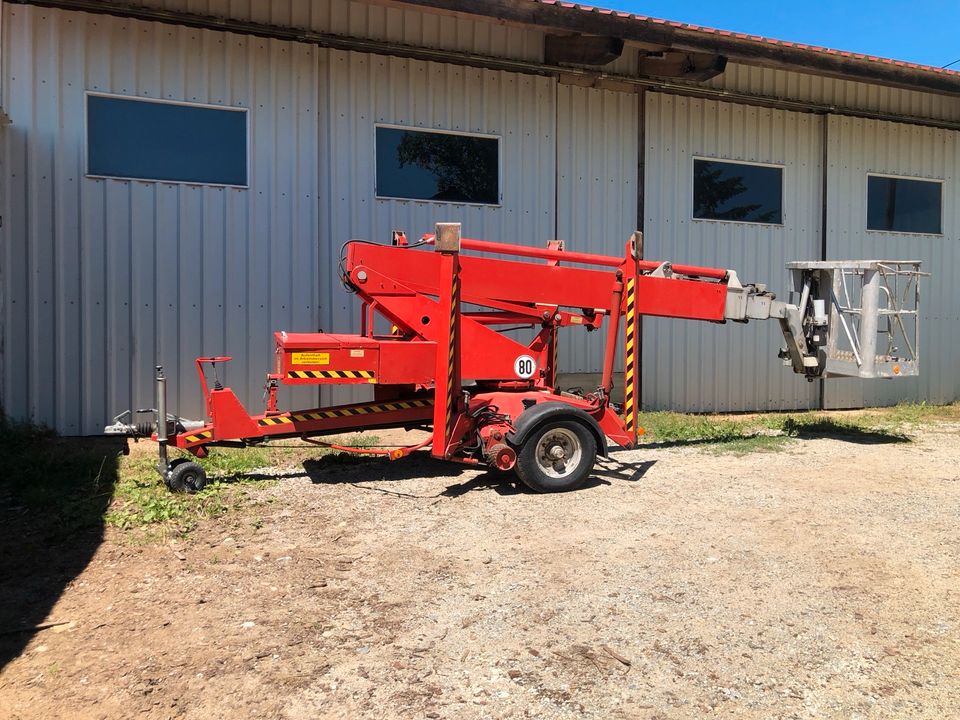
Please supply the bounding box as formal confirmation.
[375,126,500,204]
[693,158,783,224]
[867,175,942,234]
[86,94,248,186]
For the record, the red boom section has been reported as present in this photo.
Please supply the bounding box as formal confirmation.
[349,243,618,311]
[421,234,730,281]
[635,276,727,321]
[347,243,728,322]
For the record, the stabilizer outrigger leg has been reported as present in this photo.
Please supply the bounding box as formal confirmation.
[155,366,169,475]
[155,364,208,493]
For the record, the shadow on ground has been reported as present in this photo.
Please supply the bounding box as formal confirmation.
[0,424,125,671]
[296,449,657,499]
[638,418,910,450]
[781,418,911,444]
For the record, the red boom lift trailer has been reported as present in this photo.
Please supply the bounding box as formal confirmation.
[107,224,924,493]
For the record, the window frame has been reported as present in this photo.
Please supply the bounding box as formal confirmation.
[374,123,503,207]
[691,156,786,227]
[84,91,251,188]
[865,172,944,237]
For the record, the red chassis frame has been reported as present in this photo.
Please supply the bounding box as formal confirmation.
[166,227,730,471]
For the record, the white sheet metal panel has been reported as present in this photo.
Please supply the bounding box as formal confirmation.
[556,83,638,373]
[106,0,544,63]
[823,115,960,408]
[2,5,322,433]
[705,62,960,123]
[317,50,556,404]
[642,93,822,412]
[320,51,556,258]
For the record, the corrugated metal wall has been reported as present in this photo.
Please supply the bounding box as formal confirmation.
[318,49,558,404]
[2,5,324,433]
[321,50,556,270]
[0,4,560,432]
[642,93,822,412]
[823,115,960,408]
[4,3,960,432]
[107,0,544,62]
[556,84,638,374]
[705,61,960,124]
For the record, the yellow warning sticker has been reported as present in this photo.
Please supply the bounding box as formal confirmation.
[291,352,330,366]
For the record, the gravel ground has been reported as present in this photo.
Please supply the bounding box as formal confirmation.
[1,422,959,719]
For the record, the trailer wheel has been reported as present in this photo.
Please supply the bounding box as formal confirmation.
[515,420,596,493]
[166,460,208,494]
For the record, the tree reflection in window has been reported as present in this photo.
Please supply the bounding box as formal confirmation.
[376,127,499,204]
[693,159,783,224]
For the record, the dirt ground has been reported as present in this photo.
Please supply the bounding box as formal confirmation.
[2,422,959,720]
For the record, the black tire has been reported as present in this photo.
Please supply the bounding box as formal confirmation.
[165,460,208,494]
[514,420,597,493]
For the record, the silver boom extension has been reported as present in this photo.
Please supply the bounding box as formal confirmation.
[722,260,926,381]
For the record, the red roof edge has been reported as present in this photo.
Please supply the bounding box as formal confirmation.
[533,0,960,79]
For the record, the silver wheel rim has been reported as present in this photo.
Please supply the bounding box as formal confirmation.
[534,427,583,479]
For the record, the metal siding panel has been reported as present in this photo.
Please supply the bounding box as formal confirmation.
[47,11,82,434]
[129,183,158,423]
[318,51,556,405]
[2,8,30,426]
[706,62,960,123]
[28,8,57,428]
[111,0,544,62]
[555,84,638,374]
[642,92,822,412]
[104,182,133,426]
[51,2,960,126]
[824,114,960,408]
[2,6,322,432]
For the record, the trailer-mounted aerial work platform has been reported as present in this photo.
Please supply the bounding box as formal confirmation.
[106,224,925,493]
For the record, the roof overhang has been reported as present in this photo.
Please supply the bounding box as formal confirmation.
[14,0,960,129]
[391,0,960,97]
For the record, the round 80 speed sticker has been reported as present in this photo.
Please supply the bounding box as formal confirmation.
[513,354,537,379]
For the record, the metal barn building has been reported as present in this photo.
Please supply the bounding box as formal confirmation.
[2,0,959,435]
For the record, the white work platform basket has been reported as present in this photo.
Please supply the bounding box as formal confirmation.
[784,260,927,379]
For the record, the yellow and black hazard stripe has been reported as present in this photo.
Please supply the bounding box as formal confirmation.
[287,370,376,381]
[257,398,433,427]
[445,272,460,438]
[185,429,213,444]
[623,276,637,434]
[551,331,559,384]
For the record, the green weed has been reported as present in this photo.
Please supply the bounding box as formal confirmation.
[635,411,745,444]
[196,447,272,477]
[637,406,914,452]
[705,434,792,456]
[104,435,380,532]
[0,416,119,541]
[882,401,960,426]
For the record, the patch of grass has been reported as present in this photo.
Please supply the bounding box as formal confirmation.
[104,449,275,533]
[705,434,792,456]
[637,406,916,452]
[636,411,746,444]
[105,435,380,533]
[0,416,120,541]
[196,446,273,478]
[880,401,960,426]
[0,415,383,540]
[778,415,900,439]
